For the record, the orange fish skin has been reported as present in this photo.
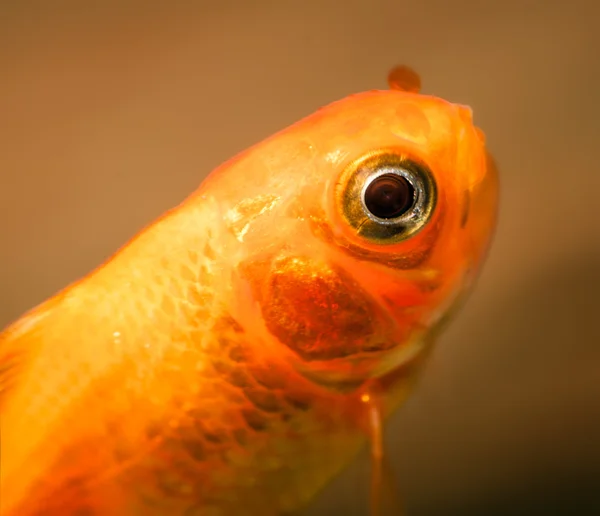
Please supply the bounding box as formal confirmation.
[0,86,498,515]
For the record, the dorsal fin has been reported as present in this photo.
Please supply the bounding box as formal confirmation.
[387,65,422,93]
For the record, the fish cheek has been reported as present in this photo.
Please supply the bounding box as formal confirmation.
[257,255,387,361]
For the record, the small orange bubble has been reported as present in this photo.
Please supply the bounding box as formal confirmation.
[361,393,370,403]
[387,65,422,93]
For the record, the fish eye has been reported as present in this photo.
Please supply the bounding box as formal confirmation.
[335,150,436,245]
[362,172,415,220]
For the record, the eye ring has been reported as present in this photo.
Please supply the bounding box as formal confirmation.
[335,150,436,245]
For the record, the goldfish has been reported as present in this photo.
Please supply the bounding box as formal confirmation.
[0,66,498,516]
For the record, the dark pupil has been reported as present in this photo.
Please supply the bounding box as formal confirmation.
[364,174,414,219]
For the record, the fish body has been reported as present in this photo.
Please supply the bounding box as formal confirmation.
[0,70,498,515]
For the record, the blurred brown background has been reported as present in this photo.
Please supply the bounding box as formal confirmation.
[1,1,599,514]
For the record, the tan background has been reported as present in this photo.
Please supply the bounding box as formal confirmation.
[1,1,599,514]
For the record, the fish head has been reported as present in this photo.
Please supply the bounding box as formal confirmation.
[208,88,498,391]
